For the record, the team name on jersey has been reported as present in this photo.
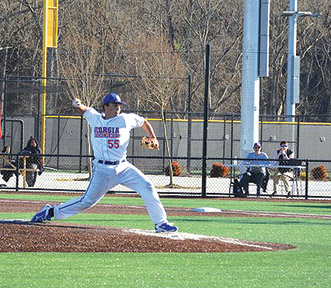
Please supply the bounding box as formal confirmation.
[94,126,120,138]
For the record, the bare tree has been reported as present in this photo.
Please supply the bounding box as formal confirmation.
[58,1,121,176]
[123,34,186,185]
[1,0,330,119]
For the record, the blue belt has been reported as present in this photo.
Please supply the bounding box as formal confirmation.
[98,159,125,165]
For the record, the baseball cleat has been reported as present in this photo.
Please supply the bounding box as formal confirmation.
[155,222,178,233]
[30,204,52,223]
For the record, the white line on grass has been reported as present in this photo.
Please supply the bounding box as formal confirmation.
[125,228,274,250]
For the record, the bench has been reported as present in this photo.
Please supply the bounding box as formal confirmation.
[0,151,40,188]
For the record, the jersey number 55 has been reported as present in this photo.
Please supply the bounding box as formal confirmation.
[108,139,119,149]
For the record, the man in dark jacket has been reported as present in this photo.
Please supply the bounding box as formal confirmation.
[271,141,294,197]
[19,137,43,187]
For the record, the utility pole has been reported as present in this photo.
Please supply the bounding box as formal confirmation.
[282,1,319,121]
[240,0,261,158]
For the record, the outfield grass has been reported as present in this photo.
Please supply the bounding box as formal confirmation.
[0,194,331,287]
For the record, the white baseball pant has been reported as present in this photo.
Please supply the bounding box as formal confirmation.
[53,160,167,224]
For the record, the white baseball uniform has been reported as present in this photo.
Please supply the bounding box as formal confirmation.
[53,107,167,225]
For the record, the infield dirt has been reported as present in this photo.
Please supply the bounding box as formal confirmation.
[1,195,328,253]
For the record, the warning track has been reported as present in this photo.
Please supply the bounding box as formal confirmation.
[0,198,330,219]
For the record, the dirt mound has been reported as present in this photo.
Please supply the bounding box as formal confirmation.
[0,220,295,253]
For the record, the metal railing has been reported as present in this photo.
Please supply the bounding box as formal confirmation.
[1,153,331,199]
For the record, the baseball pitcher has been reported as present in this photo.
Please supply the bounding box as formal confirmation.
[31,93,178,233]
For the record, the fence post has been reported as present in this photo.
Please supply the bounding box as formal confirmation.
[15,154,19,191]
[57,115,60,169]
[131,123,135,166]
[201,44,210,197]
[187,74,192,116]
[296,115,301,158]
[186,75,192,174]
[171,111,174,157]
[2,75,7,149]
[79,115,83,173]
[305,159,308,199]
[187,112,192,174]
[230,114,235,178]
[222,116,226,158]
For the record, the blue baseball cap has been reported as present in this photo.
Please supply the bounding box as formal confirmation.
[253,142,261,148]
[103,93,126,106]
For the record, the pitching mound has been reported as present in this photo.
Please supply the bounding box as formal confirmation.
[0,220,294,253]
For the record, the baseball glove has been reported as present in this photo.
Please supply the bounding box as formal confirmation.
[141,136,159,150]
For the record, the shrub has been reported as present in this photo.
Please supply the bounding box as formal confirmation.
[311,165,327,180]
[165,161,181,176]
[210,163,229,178]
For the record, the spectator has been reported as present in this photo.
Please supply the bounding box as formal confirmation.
[240,142,270,197]
[271,141,294,197]
[19,137,44,187]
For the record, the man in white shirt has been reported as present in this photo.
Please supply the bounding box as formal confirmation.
[240,142,269,197]
[31,93,178,233]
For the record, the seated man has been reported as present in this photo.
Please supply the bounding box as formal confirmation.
[271,141,294,197]
[240,142,270,197]
[19,137,44,187]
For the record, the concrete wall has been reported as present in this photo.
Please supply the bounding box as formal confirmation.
[1,116,330,165]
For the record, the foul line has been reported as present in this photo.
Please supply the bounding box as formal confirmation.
[126,228,274,250]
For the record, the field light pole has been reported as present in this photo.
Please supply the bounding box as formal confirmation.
[282,3,319,122]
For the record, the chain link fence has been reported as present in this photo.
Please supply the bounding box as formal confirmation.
[1,153,331,199]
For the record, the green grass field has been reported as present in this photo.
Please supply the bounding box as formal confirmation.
[0,194,331,287]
